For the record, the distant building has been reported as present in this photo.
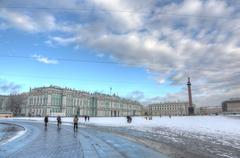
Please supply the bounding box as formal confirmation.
[148,102,192,116]
[26,86,142,117]
[0,95,9,113]
[19,93,30,116]
[0,112,13,118]
[222,98,240,114]
[92,93,142,117]
[141,106,149,116]
[195,106,222,115]
[0,94,28,116]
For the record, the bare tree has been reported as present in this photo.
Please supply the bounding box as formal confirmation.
[6,94,25,116]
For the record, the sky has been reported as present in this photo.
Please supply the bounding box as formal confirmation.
[0,0,240,107]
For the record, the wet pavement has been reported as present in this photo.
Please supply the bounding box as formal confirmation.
[0,121,169,158]
[0,123,24,145]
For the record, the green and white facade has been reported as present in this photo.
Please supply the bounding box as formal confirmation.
[0,95,9,113]
[27,86,142,117]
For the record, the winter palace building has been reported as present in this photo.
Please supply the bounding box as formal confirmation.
[26,86,142,117]
[0,86,200,117]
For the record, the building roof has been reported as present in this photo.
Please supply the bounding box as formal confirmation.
[222,98,240,105]
[149,102,189,106]
[30,85,142,106]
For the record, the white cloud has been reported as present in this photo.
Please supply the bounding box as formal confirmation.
[0,9,37,32]
[88,0,146,33]
[0,79,21,94]
[126,90,145,102]
[46,0,240,106]
[158,79,165,84]
[51,36,79,46]
[32,54,59,64]
[0,8,61,32]
[96,53,105,58]
[1,0,240,106]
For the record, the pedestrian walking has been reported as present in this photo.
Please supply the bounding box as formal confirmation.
[44,115,48,127]
[73,115,79,131]
[84,115,87,122]
[129,116,132,123]
[57,116,61,128]
[127,116,132,123]
[87,115,90,122]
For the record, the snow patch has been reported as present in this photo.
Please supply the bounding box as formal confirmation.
[1,129,26,145]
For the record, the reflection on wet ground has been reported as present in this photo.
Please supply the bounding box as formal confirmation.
[1,121,168,158]
[0,123,24,145]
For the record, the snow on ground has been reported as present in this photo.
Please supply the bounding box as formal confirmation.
[2,130,26,145]
[7,115,240,135]
[0,123,26,145]
[2,115,240,157]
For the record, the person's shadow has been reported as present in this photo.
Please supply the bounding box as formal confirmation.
[44,125,47,131]
[73,131,78,138]
[57,127,61,132]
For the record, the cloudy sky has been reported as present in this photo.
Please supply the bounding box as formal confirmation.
[0,0,240,107]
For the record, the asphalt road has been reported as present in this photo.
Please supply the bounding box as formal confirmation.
[0,120,169,158]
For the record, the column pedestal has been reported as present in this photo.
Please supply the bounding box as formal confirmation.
[188,106,194,115]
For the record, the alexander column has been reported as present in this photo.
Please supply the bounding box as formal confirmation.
[187,77,194,115]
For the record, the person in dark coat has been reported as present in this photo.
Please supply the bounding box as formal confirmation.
[84,115,87,122]
[57,116,61,128]
[129,116,132,123]
[44,115,48,127]
[127,116,132,123]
